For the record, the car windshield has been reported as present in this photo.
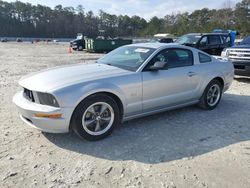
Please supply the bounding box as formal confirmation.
[241,36,250,45]
[97,46,156,71]
[176,35,201,45]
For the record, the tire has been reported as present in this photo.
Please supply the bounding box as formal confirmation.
[199,79,223,110]
[71,94,120,141]
[78,46,83,51]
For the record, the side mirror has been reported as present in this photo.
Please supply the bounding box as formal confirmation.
[149,61,167,71]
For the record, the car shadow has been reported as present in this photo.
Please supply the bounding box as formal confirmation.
[43,93,250,164]
[234,76,250,83]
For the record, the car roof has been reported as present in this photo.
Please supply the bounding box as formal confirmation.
[127,42,183,49]
[186,33,229,36]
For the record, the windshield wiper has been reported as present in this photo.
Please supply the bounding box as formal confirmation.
[105,63,116,67]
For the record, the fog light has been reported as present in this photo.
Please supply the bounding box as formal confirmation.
[34,113,62,119]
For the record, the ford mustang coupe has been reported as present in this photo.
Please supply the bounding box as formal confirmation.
[13,43,234,141]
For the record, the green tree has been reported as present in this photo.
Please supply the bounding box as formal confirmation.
[0,0,249,38]
[235,0,250,36]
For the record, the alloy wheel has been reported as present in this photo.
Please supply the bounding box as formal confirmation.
[82,102,115,136]
[207,84,221,106]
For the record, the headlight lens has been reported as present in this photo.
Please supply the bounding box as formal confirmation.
[36,92,59,107]
[221,48,229,57]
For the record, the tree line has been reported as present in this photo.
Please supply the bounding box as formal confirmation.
[0,0,249,38]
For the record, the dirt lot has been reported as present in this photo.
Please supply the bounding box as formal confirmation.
[0,42,250,188]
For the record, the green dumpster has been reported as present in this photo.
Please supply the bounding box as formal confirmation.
[85,39,132,53]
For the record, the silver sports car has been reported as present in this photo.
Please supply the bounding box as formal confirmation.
[13,43,234,140]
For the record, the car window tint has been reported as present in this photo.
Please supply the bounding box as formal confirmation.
[209,35,221,44]
[221,35,230,45]
[200,36,208,45]
[169,49,193,68]
[199,52,212,63]
[149,49,193,69]
[226,36,231,44]
[160,38,173,43]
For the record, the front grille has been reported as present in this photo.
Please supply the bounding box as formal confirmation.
[22,89,59,107]
[23,88,35,102]
[228,49,250,60]
[229,50,250,53]
[234,65,245,70]
[229,54,250,57]
[230,58,250,61]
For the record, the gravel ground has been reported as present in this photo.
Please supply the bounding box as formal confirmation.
[0,42,250,188]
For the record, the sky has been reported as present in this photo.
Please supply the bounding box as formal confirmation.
[5,0,242,20]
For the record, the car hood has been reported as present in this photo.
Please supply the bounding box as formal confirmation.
[231,44,250,49]
[19,63,131,92]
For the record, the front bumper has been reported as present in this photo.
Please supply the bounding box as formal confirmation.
[70,43,78,50]
[232,60,250,76]
[13,91,73,133]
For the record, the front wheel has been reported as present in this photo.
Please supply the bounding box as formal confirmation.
[199,80,222,110]
[71,94,120,141]
[78,46,83,51]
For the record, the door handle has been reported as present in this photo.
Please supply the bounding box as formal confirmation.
[187,72,197,77]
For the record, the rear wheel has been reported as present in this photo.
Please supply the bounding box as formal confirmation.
[71,94,120,141]
[199,79,222,110]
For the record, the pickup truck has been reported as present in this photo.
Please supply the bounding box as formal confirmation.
[221,36,250,76]
[70,33,85,51]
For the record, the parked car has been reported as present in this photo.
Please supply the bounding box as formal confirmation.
[16,38,23,42]
[154,33,174,43]
[158,38,174,43]
[70,33,85,51]
[1,38,8,42]
[13,43,234,141]
[221,36,250,76]
[176,33,231,55]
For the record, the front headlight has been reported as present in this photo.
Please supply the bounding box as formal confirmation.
[36,92,59,107]
[221,48,228,57]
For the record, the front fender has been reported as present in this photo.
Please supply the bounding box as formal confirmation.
[53,82,127,109]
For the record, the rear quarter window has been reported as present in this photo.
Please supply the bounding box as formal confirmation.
[199,52,212,63]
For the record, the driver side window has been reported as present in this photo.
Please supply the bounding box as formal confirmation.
[200,36,208,45]
[145,48,193,71]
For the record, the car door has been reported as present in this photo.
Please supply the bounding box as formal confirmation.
[142,48,200,112]
[208,35,222,55]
